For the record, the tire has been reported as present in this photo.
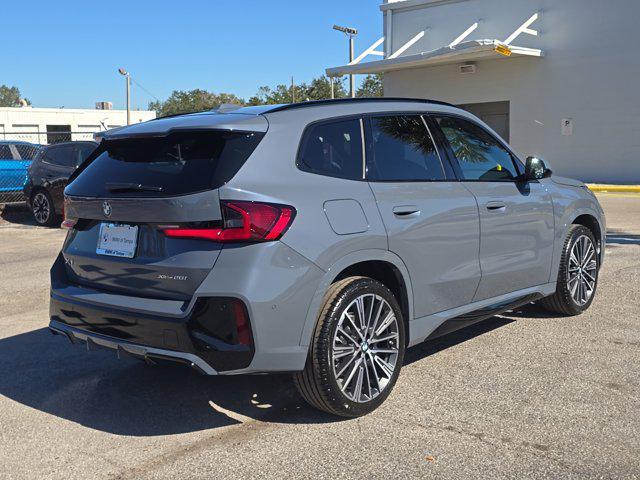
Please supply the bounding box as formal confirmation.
[294,276,406,417]
[539,225,599,315]
[31,190,58,227]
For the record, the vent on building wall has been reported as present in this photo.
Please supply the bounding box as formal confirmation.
[458,63,477,74]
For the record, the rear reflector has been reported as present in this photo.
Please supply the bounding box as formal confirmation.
[161,200,295,243]
[231,298,252,346]
[61,218,77,229]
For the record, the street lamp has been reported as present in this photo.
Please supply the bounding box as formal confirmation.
[333,24,358,98]
[118,68,131,125]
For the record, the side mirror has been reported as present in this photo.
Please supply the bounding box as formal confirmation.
[525,156,552,180]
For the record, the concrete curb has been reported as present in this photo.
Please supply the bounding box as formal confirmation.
[587,184,640,193]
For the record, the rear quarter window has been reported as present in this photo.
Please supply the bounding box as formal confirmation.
[297,118,363,180]
[66,131,264,197]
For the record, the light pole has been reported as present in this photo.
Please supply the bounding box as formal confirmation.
[333,25,358,98]
[118,68,131,125]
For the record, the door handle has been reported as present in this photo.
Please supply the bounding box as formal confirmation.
[485,201,506,212]
[393,206,421,218]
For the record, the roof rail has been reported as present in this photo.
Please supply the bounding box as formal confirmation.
[264,97,457,113]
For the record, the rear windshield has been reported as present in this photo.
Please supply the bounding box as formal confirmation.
[66,131,264,197]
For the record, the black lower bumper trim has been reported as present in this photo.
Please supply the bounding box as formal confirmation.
[49,320,217,374]
[49,274,255,372]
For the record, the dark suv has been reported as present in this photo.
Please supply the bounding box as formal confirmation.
[24,141,97,225]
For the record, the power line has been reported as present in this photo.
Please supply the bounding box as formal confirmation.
[130,76,161,102]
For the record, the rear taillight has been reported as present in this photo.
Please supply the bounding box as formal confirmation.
[161,200,295,243]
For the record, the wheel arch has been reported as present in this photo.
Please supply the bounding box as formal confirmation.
[572,213,603,259]
[299,249,414,348]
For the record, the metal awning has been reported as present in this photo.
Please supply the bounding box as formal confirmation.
[326,39,543,77]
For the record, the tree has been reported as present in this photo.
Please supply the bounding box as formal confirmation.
[357,74,383,98]
[149,89,244,117]
[0,85,30,107]
[302,76,348,101]
[247,76,348,105]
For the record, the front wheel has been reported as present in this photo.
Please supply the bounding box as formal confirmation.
[294,276,406,417]
[539,225,599,315]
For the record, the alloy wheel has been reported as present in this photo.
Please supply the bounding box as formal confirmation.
[32,193,51,224]
[567,234,597,306]
[332,294,400,403]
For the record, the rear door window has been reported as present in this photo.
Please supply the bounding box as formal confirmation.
[297,118,363,180]
[66,131,264,197]
[46,146,76,167]
[367,115,445,181]
[77,143,97,164]
[435,116,519,181]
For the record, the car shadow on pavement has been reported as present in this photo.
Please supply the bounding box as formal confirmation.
[1,315,532,435]
[0,328,338,436]
[404,317,515,366]
[0,204,38,227]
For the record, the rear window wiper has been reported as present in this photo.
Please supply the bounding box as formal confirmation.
[106,182,163,193]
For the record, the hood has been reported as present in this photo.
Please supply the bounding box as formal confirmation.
[551,176,587,189]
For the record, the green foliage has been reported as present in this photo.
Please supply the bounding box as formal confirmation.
[247,76,348,105]
[149,75,352,117]
[0,85,30,107]
[149,89,245,117]
[356,74,383,98]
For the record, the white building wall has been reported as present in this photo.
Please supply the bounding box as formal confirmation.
[382,0,640,183]
[0,107,156,144]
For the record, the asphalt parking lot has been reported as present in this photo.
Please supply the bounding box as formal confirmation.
[0,193,638,480]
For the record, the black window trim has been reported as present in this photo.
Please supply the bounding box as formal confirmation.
[428,112,527,183]
[296,110,463,183]
[294,109,528,184]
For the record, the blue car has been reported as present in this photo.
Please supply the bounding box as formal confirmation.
[0,141,42,203]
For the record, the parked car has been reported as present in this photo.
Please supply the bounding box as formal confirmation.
[49,98,605,417]
[0,141,41,204]
[24,141,98,225]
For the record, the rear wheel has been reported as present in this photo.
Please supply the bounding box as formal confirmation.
[294,276,405,417]
[540,225,599,315]
[31,190,58,227]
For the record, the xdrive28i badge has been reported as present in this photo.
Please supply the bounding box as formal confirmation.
[102,201,112,218]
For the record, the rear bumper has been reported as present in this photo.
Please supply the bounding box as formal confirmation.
[49,291,254,374]
[50,254,255,374]
[50,237,325,374]
[49,319,218,375]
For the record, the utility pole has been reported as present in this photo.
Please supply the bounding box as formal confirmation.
[333,25,358,98]
[349,35,355,98]
[118,68,131,125]
[291,76,296,103]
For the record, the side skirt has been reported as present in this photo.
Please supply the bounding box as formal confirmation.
[407,282,556,347]
[425,293,542,340]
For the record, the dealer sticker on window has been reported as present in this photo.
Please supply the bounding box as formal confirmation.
[96,223,139,258]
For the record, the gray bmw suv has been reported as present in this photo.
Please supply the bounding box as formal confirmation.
[50,98,605,417]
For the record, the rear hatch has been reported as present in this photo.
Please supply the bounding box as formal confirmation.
[62,124,265,300]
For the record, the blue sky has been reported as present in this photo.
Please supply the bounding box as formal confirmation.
[4,0,382,109]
